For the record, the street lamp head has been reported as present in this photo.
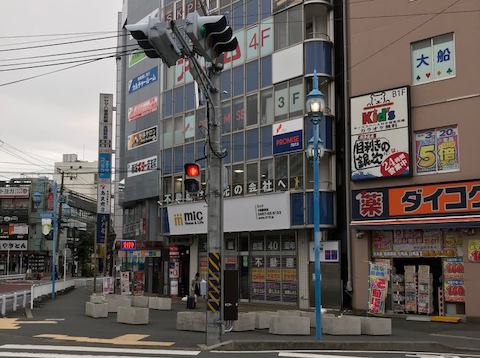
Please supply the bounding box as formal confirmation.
[306,96,325,116]
[32,191,42,209]
[62,204,72,218]
[306,136,325,160]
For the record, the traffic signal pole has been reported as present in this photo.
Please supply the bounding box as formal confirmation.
[206,63,223,345]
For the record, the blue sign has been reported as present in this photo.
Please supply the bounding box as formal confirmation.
[120,240,136,251]
[99,153,111,179]
[273,129,303,154]
[128,66,158,94]
[41,212,54,219]
[96,213,110,244]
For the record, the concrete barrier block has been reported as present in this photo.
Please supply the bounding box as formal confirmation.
[117,307,149,325]
[277,310,303,317]
[302,312,335,328]
[322,314,334,334]
[325,316,361,335]
[233,312,256,331]
[360,317,392,335]
[85,302,108,318]
[269,315,310,335]
[255,311,276,329]
[176,311,206,332]
[89,295,106,304]
[131,296,149,308]
[149,297,172,310]
[107,298,131,313]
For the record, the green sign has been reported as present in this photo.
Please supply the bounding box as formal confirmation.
[129,49,146,67]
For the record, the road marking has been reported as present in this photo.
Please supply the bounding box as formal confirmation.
[431,333,480,341]
[213,351,480,358]
[0,352,165,358]
[44,318,65,321]
[279,353,368,358]
[0,319,57,330]
[34,334,175,347]
[0,344,200,356]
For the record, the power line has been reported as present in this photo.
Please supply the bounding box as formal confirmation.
[0,30,120,39]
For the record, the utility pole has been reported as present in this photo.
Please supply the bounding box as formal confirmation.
[206,62,223,345]
[56,171,65,253]
[52,171,64,298]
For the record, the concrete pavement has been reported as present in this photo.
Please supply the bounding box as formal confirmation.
[0,285,478,353]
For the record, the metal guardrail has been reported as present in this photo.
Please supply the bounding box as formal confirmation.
[0,274,26,282]
[0,279,75,315]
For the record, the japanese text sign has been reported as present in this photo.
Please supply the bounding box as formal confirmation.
[0,187,29,198]
[415,126,459,174]
[128,66,158,94]
[128,125,157,150]
[128,96,158,122]
[96,213,110,245]
[468,239,480,263]
[98,153,111,179]
[350,86,411,180]
[352,179,480,221]
[127,156,157,178]
[368,262,389,315]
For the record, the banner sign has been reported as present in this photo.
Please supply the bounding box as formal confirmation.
[0,187,29,198]
[133,271,145,295]
[368,262,390,315]
[272,117,303,155]
[126,155,157,178]
[128,126,157,150]
[96,213,110,245]
[129,49,146,67]
[98,93,113,154]
[120,271,131,295]
[351,86,411,180]
[443,258,465,302]
[99,153,111,180]
[97,183,111,214]
[128,66,158,94]
[103,277,114,294]
[372,229,461,258]
[416,126,459,174]
[352,179,480,221]
[167,192,290,235]
[128,96,158,122]
[0,240,27,251]
[468,239,480,262]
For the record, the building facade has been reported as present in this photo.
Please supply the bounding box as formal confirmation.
[54,154,98,201]
[347,0,480,319]
[117,0,347,308]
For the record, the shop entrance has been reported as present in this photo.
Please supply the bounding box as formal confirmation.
[239,252,249,301]
[392,258,443,314]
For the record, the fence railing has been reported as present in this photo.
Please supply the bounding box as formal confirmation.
[0,279,75,315]
[0,274,26,282]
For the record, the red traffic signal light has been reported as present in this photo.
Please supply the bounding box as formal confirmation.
[185,163,199,177]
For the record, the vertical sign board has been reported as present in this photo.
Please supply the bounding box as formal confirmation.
[97,94,113,247]
[350,86,411,180]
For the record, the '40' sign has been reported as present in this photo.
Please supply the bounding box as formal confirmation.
[174,18,274,86]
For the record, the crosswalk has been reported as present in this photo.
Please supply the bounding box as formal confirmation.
[0,344,202,358]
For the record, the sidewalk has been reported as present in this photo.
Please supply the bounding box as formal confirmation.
[2,286,479,352]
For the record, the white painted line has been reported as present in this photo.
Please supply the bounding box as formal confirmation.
[0,353,162,358]
[279,353,368,358]
[0,345,201,356]
[44,319,65,321]
[431,333,480,341]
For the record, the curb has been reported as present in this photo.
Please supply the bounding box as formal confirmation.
[208,340,479,354]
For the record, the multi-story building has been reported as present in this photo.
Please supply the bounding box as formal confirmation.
[116,0,347,307]
[54,154,98,201]
[347,0,480,319]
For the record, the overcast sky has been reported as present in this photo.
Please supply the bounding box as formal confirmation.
[0,0,123,180]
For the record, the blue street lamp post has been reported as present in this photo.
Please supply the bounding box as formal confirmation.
[306,70,325,340]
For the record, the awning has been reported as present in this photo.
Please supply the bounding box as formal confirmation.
[350,215,480,230]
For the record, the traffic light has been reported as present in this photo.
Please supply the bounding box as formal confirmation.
[125,18,181,67]
[186,13,238,62]
[184,163,200,193]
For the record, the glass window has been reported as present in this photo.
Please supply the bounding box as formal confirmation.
[289,77,304,118]
[260,89,273,125]
[233,98,245,131]
[261,56,272,88]
[233,65,244,97]
[164,148,173,175]
[196,141,206,168]
[232,164,244,196]
[289,153,303,190]
[165,66,174,90]
[233,131,244,162]
[246,0,258,26]
[174,86,184,115]
[174,116,184,145]
[222,134,231,165]
[164,90,173,118]
[222,102,232,134]
[261,125,272,157]
[184,112,195,142]
[185,143,195,163]
[261,0,271,19]
[274,82,288,122]
[186,83,195,111]
[246,128,259,160]
[274,11,287,51]
[221,69,231,100]
[163,118,173,148]
[196,107,207,139]
[174,146,183,173]
[163,177,173,199]
[232,1,244,32]
[275,156,288,190]
[288,6,303,46]
[247,94,258,126]
[174,176,183,200]
[260,159,274,192]
[246,60,258,93]
[246,162,258,195]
